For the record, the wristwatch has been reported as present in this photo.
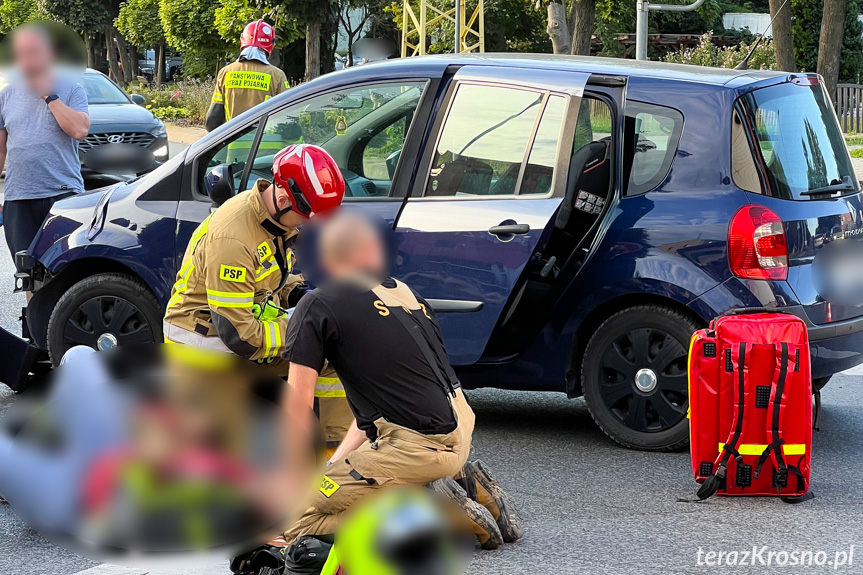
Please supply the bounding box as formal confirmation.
[44,94,59,105]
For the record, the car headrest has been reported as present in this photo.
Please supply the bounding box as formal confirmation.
[555,141,610,232]
[427,156,493,196]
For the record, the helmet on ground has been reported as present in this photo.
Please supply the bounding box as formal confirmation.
[240,20,276,55]
[272,144,345,219]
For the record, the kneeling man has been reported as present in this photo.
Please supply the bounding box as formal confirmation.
[282,214,515,548]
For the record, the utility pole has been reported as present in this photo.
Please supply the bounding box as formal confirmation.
[635,0,707,60]
[454,0,461,53]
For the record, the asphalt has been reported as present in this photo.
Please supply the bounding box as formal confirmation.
[0,141,861,574]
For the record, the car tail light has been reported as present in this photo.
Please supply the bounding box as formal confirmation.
[728,205,788,280]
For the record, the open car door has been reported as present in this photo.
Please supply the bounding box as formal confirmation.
[392,66,594,365]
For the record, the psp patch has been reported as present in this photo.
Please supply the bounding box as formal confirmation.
[220,264,247,283]
[256,241,272,260]
[320,475,340,498]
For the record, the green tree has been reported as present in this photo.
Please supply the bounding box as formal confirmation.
[116,0,167,84]
[793,0,863,86]
[0,0,49,33]
[253,0,337,80]
[214,0,302,66]
[159,0,225,76]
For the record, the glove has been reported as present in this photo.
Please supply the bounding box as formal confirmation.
[253,300,288,321]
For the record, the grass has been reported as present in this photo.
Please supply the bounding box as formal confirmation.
[850,148,863,158]
[845,135,863,146]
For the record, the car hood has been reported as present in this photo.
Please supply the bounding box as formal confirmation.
[88,103,159,128]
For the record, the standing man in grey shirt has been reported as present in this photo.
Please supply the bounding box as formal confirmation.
[0,23,89,296]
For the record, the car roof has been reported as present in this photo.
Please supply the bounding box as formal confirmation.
[355,53,787,87]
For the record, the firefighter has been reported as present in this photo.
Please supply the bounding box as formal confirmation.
[279,213,523,550]
[206,20,288,132]
[163,143,343,375]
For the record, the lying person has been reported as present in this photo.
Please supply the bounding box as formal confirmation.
[280,212,522,552]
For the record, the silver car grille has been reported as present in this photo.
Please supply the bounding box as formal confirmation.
[80,132,156,152]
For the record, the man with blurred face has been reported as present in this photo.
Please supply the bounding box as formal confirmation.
[0,24,89,297]
[280,213,517,550]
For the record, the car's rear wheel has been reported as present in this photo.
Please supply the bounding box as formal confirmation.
[46,273,162,365]
[582,305,699,451]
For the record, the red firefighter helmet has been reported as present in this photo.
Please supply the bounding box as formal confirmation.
[272,144,345,218]
[240,20,276,55]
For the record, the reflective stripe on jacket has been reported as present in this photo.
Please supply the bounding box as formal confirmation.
[212,60,289,121]
[164,180,302,362]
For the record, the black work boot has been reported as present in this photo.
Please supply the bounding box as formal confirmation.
[461,459,524,543]
[430,476,503,550]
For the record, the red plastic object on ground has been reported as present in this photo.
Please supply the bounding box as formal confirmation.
[689,312,814,501]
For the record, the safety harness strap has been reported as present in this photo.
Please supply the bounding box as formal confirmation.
[391,307,459,398]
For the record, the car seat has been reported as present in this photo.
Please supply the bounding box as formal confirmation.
[555,141,610,233]
[427,157,493,196]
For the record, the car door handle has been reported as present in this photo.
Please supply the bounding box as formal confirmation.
[488,223,530,235]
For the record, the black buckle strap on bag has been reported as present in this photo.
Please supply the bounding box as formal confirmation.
[697,342,749,500]
[392,305,460,398]
[779,457,815,503]
[754,343,791,482]
[753,343,814,503]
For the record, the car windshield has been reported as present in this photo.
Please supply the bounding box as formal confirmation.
[81,73,129,105]
[740,81,857,199]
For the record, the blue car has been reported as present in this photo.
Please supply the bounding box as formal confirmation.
[7,55,863,450]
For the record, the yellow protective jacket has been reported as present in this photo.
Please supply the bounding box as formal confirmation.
[164,180,302,362]
[212,60,289,122]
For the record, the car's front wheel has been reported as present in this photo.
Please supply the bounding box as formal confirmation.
[46,273,163,365]
[582,305,699,451]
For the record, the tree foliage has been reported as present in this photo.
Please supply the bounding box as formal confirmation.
[0,0,50,33]
[793,0,863,83]
[116,0,164,47]
[214,0,301,49]
[42,0,113,33]
[159,0,223,54]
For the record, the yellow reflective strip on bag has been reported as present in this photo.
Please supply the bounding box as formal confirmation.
[315,377,346,398]
[718,443,807,456]
[784,444,807,456]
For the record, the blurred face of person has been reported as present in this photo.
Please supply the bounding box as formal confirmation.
[13,27,55,95]
[320,214,387,282]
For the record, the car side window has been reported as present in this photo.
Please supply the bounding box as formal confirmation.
[623,101,684,196]
[196,121,259,199]
[246,82,426,199]
[425,84,551,197]
[362,115,409,181]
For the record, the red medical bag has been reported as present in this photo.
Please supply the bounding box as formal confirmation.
[689,312,814,501]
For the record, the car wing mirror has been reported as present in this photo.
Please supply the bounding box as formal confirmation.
[130,93,146,106]
[205,164,236,208]
[386,149,401,180]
